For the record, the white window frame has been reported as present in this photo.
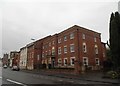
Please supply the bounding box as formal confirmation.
[64,58,67,66]
[94,37,97,42]
[70,33,74,39]
[95,58,100,65]
[70,57,75,66]
[83,57,88,66]
[58,38,61,43]
[49,50,51,55]
[95,45,98,54]
[58,58,62,66]
[64,45,67,53]
[83,43,87,53]
[70,44,75,52]
[52,47,55,55]
[42,52,44,58]
[45,52,47,56]
[64,36,67,41]
[58,47,61,55]
[37,55,40,60]
[82,33,85,39]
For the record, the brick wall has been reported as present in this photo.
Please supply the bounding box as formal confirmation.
[40,25,106,73]
[24,25,106,74]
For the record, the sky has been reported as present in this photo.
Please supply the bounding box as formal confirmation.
[0,0,119,58]
[118,1,120,13]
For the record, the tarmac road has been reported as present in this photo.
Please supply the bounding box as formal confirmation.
[2,67,118,86]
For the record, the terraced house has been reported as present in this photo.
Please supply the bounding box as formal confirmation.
[19,46,27,69]
[26,42,35,70]
[26,36,51,70]
[42,34,58,69]
[9,51,20,67]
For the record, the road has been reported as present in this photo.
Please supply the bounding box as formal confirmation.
[0,60,2,85]
[1,67,117,86]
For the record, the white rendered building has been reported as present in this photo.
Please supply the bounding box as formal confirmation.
[19,46,27,69]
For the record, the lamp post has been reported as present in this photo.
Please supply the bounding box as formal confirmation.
[31,38,35,41]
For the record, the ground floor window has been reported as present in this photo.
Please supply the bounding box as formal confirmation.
[58,58,62,66]
[83,57,88,66]
[95,58,100,65]
[64,58,67,66]
[70,57,75,66]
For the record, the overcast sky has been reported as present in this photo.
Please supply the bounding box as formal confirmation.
[0,0,119,58]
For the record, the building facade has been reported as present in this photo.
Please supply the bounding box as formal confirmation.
[42,35,58,69]
[19,25,106,74]
[10,51,20,67]
[26,38,45,70]
[33,39,43,69]
[2,53,9,66]
[40,25,106,73]
[26,43,34,70]
[101,42,106,61]
[19,46,27,69]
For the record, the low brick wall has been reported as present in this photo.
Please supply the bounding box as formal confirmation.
[41,68,75,74]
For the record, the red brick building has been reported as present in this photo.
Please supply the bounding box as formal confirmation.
[41,34,58,69]
[40,25,106,73]
[33,39,43,69]
[10,51,20,67]
[26,43,34,70]
[26,36,51,70]
[26,25,106,74]
[101,42,106,61]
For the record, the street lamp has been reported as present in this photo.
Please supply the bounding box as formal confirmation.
[31,38,35,41]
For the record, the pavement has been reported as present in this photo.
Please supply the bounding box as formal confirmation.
[20,69,120,84]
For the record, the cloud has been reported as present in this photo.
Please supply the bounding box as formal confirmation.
[1,1,118,57]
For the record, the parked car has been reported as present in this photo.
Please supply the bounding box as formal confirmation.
[3,65,7,68]
[12,66,20,71]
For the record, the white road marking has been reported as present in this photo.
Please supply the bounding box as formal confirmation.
[0,76,2,79]
[6,79,27,86]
